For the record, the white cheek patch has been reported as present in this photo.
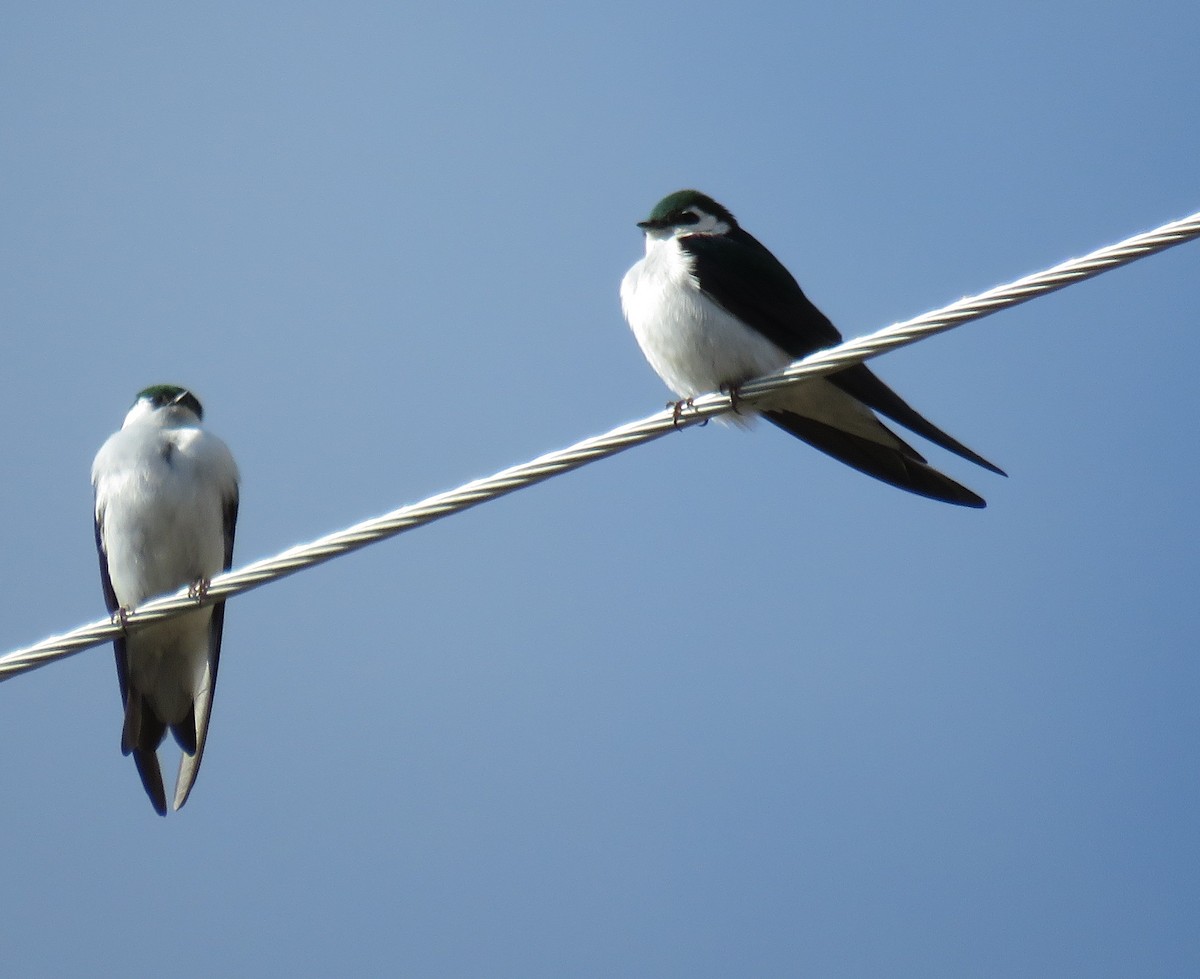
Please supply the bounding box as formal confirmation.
[683,210,730,235]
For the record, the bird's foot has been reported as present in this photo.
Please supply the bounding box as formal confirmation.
[720,383,745,415]
[187,577,212,603]
[668,397,700,428]
[111,606,131,632]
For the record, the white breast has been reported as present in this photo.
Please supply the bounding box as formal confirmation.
[620,234,790,399]
[93,425,234,609]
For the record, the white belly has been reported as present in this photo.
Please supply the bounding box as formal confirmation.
[621,240,789,399]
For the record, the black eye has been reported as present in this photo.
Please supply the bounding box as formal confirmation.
[675,210,700,225]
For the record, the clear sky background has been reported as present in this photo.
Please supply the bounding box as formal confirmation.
[2,3,1197,976]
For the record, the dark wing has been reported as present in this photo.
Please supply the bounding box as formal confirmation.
[681,231,1003,475]
[125,695,168,816]
[93,508,130,702]
[173,491,238,812]
[207,491,238,693]
[765,410,986,507]
[681,230,842,356]
[831,365,1006,476]
[133,747,168,816]
[223,494,238,569]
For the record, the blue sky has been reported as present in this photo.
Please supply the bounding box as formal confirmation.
[2,2,1198,976]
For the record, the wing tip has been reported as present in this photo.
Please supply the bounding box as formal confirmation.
[765,410,991,508]
[132,748,168,817]
[172,767,198,812]
[975,456,1007,478]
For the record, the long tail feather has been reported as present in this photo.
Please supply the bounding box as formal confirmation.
[766,409,986,507]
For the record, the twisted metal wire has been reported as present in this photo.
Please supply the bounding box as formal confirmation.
[2,209,1198,682]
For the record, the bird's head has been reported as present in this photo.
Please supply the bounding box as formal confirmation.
[124,384,204,428]
[636,189,738,238]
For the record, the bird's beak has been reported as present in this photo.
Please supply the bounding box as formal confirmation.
[637,219,658,230]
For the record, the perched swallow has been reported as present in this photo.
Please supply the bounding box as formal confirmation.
[92,385,239,814]
[620,189,1004,506]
